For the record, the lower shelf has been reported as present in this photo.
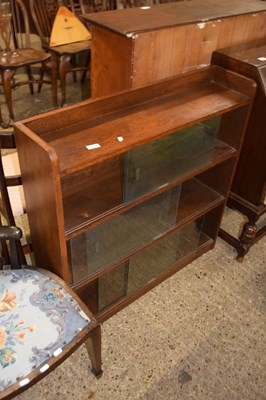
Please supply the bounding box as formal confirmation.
[69,177,223,285]
[75,224,214,321]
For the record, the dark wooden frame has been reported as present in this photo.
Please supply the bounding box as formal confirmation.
[212,45,266,261]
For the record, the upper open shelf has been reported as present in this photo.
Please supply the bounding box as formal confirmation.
[15,66,256,177]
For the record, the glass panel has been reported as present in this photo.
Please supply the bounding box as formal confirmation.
[70,186,181,284]
[126,221,201,295]
[97,218,203,312]
[124,116,220,202]
[62,155,125,231]
[98,261,128,311]
[62,117,221,231]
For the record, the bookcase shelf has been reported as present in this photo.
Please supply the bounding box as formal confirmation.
[14,66,255,321]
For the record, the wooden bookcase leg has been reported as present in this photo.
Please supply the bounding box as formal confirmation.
[236,220,257,262]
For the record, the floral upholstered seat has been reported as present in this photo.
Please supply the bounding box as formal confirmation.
[0,128,103,399]
[0,267,102,399]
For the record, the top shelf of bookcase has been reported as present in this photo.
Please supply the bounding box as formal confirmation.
[14,66,255,177]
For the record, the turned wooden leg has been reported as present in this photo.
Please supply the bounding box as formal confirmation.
[0,106,2,125]
[43,58,58,109]
[85,324,103,378]
[236,220,257,262]
[71,54,77,82]
[37,65,45,94]
[81,51,91,83]
[25,65,34,95]
[59,54,72,107]
[1,68,16,122]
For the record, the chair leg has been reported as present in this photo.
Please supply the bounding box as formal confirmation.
[25,65,34,95]
[43,58,58,109]
[37,65,45,94]
[59,54,72,107]
[85,324,103,378]
[0,106,2,126]
[1,68,16,123]
[71,55,77,83]
[81,51,91,83]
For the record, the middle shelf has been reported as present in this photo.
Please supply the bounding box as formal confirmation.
[68,175,225,286]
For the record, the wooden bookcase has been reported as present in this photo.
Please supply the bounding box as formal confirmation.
[212,45,266,260]
[14,66,255,322]
[82,0,266,98]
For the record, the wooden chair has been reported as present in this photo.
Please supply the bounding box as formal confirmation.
[120,0,190,6]
[0,123,103,399]
[0,127,31,264]
[0,0,58,128]
[157,0,192,3]
[118,0,157,7]
[0,224,102,400]
[30,0,92,106]
[119,0,145,7]
[61,0,84,14]
[85,0,117,12]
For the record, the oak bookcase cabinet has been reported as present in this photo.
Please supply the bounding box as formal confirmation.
[14,66,255,321]
[212,45,266,260]
[83,0,266,98]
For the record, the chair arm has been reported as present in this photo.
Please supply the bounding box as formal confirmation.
[0,225,22,241]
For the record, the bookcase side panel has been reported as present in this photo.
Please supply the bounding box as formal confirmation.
[15,127,69,283]
[90,25,134,98]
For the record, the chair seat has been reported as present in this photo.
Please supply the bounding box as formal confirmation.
[0,49,51,68]
[48,40,91,56]
[0,268,92,394]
